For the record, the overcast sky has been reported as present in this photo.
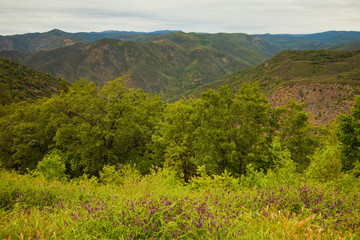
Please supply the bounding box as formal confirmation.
[0,0,359,35]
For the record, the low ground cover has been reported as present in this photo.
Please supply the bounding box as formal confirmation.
[1,168,359,239]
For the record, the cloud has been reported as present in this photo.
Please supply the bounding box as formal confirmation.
[0,0,359,35]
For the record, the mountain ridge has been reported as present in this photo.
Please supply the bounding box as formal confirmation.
[255,31,360,50]
[0,32,280,99]
[0,29,181,52]
[1,29,360,53]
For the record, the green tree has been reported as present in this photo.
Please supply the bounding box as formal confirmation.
[0,99,57,172]
[337,96,360,171]
[273,100,319,172]
[229,83,273,175]
[58,78,69,93]
[51,77,163,177]
[158,83,275,181]
[194,84,273,177]
[156,97,199,182]
[194,87,235,175]
[0,76,163,177]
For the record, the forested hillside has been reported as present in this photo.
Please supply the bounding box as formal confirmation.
[1,30,359,102]
[331,41,360,50]
[0,57,63,105]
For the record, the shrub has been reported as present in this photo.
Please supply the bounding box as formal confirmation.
[36,150,67,181]
[190,165,239,191]
[99,164,122,185]
[306,144,342,182]
[240,163,265,188]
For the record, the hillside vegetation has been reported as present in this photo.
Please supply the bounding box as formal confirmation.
[0,32,280,99]
[0,58,62,105]
[194,49,360,124]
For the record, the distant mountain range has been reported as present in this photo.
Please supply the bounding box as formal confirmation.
[0,32,280,99]
[0,29,180,52]
[255,31,360,50]
[1,29,360,53]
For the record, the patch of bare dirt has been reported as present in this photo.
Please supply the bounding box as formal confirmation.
[267,83,359,125]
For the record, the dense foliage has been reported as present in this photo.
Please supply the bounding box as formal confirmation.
[0,76,321,180]
[337,96,360,172]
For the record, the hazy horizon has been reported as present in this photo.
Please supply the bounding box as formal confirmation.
[2,28,360,37]
[1,0,359,36]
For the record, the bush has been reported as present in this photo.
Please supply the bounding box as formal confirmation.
[306,144,342,182]
[99,164,122,185]
[36,150,67,181]
[240,164,265,188]
[263,137,297,186]
[191,165,239,191]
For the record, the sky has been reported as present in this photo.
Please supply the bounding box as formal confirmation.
[0,0,359,36]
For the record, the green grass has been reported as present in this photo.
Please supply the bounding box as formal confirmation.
[1,167,360,239]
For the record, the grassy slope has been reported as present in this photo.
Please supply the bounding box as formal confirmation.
[0,58,61,104]
[191,49,360,125]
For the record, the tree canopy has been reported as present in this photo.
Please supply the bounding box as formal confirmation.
[0,76,357,182]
